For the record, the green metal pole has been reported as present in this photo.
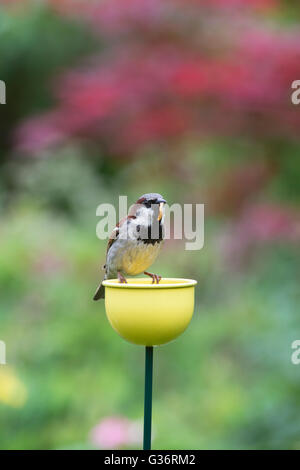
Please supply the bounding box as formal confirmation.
[143,346,153,450]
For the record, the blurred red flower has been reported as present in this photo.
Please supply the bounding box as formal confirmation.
[15,0,300,160]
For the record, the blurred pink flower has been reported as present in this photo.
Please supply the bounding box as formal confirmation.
[33,251,68,277]
[221,203,300,266]
[49,0,278,23]
[16,113,64,154]
[208,161,276,215]
[200,0,277,10]
[236,204,300,243]
[90,416,142,449]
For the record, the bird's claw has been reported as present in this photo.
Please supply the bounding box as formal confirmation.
[144,271,161,284]
[117,271,127,284]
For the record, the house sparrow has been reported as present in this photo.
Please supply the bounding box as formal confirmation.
[93,193,166,300]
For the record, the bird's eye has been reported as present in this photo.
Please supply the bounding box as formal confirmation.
[144,199,157,208]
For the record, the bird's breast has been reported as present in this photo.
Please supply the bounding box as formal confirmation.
[108,238,162,276]
[123,240,162,275]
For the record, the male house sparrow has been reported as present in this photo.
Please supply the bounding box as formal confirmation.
[93,193,166,300]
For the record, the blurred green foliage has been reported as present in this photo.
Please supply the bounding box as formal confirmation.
[0,3,97,164]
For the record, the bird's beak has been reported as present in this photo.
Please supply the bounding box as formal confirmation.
[157,202,164,221]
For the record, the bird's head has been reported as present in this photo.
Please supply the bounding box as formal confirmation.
[135,193,167,223]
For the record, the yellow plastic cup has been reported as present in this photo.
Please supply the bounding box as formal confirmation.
[102,278,197,346]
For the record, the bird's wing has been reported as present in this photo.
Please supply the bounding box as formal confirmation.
[106,213,137,256]
[128,203,139,217]
[106,227,119,255]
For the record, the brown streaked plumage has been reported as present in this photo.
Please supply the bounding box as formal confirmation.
[93,193,166,300]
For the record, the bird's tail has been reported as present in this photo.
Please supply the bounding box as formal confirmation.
[93,278,106,301]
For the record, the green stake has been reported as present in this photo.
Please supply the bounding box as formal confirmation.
[143,346,153,450]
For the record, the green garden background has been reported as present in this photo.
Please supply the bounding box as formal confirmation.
[0,0,300,449]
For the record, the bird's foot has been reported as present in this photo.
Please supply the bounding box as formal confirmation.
[144,271,162,284]
[117,271,127,284]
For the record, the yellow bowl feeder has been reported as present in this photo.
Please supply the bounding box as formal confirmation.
[102,277,197,450]
[102,278,197,346]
